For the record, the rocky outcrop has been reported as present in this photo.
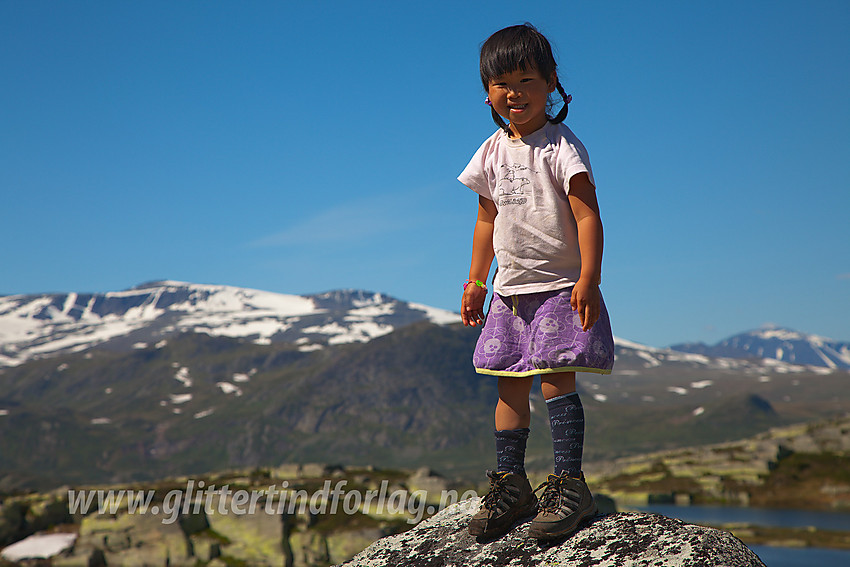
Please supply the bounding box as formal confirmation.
[588,415,850,509]
[0,491,72,549]
[338,498,766,567]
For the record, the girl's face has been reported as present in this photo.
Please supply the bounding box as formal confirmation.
[487,66,556,138]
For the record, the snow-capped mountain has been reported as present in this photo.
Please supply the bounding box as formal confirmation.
[2,281,846,373]
[610,335,837,377]
[0,281,459,368]
[670,325,850,370]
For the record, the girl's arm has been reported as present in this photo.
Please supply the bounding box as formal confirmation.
[568,172,604,332]
[461,195,498,327]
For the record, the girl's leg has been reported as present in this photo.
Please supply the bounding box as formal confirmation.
[540,371,576,400]
[494,376,533,475]
[540,371,584,477]
[495,376,533,429]
[530,371,596,541]
[469,374,538,538]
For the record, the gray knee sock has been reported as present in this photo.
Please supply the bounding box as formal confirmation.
[546,392,585,477]
[494,428,530,475]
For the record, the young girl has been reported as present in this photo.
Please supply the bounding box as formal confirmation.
[458,24,615,541]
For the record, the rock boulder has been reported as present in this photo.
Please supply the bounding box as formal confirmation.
[338,498,766,567]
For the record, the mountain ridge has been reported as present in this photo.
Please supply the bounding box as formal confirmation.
[2,281,846,371]
[0,281,458,368]
[670,324,850,370]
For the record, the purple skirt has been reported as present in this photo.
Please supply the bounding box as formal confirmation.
[473,288,614,377]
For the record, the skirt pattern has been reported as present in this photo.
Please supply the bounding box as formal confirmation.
[473,287,614,377]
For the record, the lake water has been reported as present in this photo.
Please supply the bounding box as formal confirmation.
[637,504,850,531]
[749,545,850,567]
[638,504,850,567]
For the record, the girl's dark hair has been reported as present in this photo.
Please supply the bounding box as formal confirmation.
[480,23,570,134]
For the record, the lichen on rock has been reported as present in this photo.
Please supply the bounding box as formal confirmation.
[337,498,766,567]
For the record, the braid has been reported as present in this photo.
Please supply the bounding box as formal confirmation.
[549,81,571,124]
[491,107,512,136]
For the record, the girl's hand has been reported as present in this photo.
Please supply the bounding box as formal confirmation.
[461,284,488,327]
[571,279,600,332]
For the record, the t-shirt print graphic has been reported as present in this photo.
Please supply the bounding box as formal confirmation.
[497,164,532,206]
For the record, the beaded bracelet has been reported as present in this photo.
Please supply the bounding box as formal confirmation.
[463,279,487,290]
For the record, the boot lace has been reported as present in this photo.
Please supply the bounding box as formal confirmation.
[535,472,580,514]
[481,470,512,512]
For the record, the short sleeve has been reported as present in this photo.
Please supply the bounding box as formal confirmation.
[458,135,498,200]
[554,126,595,194]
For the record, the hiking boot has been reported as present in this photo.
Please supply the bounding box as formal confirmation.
[528,472,597,540]
[468,470,538,539]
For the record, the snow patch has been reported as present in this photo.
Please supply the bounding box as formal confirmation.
[351,293,387,308]
[216,382,242,396]
[0,353,23,367]
[756,327,804,341]
[1,533,77,561]
[812,344,838,368]
[304,321,395,344]
[613,336,661,352]
[163,282,319,317]
[761,358,806,373]
[666,352,711,365]
[170,393,193,405]
[636,351,662,367]
[346,302,396,318]
[408,303,461,325]
[174,367,192,387]
[189,318,291,341]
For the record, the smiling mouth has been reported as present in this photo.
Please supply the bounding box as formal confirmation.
[509,104,528,112]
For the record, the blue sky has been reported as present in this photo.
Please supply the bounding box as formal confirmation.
[2,0,848,347]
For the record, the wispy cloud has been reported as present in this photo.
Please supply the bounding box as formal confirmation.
[837,273,850,281]
[250,191,423,248]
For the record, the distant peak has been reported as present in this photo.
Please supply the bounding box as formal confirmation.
[749,326,804,341]
[310,289,395,304]
[131,280,191,290]
[613,336,661,352]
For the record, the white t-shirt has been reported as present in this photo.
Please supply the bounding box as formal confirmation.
[458,121,595,296]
